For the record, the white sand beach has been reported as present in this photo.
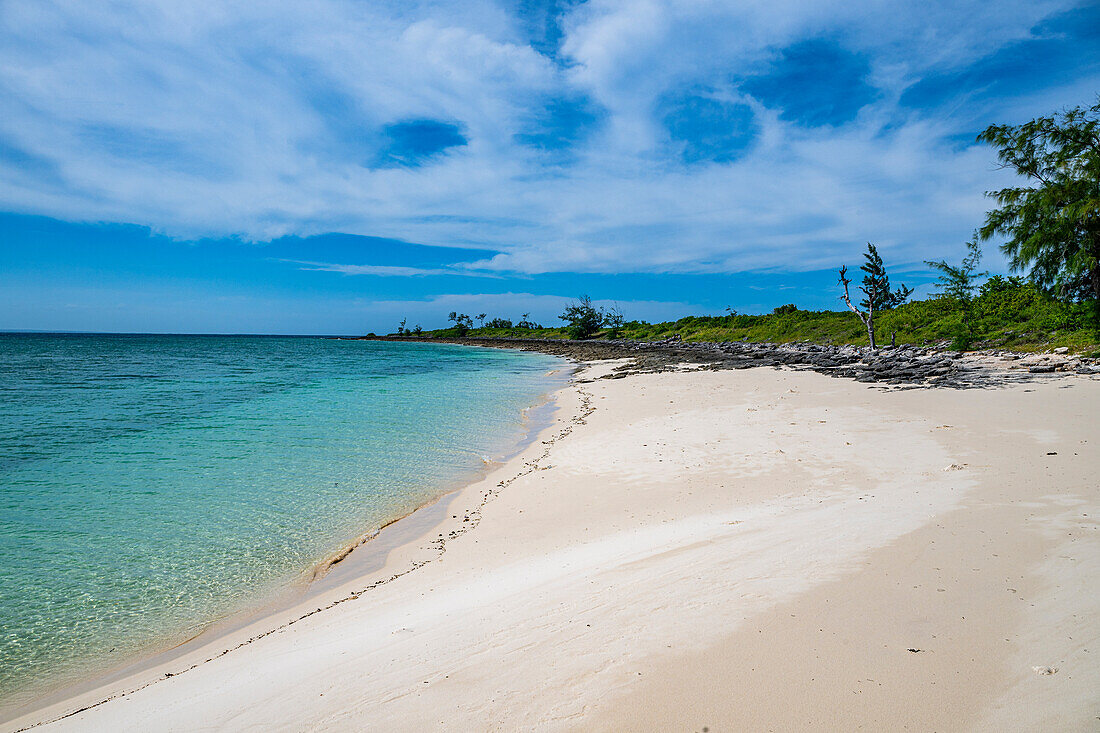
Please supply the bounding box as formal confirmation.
[8,361,1099,732]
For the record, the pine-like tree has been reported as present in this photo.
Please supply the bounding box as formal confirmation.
[839,243,912,349]
[978,101,1100,304]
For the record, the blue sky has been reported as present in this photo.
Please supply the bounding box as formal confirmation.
[1,0,1098,334]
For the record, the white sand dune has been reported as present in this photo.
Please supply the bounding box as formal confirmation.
[8,363,1099,731]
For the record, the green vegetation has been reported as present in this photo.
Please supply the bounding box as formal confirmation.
[557,295,624,339]
[558,295,603,339]
[925,236,987,350]
[858,243,914,311]
[446,311,474,336]
[409,278,1098,353]
[978,101,1100,303]
[838,242,914,348]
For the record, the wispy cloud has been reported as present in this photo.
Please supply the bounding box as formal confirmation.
[285,259,502,278]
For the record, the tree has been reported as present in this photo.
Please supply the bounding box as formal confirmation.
[979,274,1026,296]
[603,304,625,338]
[561,295,628,339]
[397,318,407,335]
[559,295,603,339]
[978,101,1100,304]
[447,311,473,336]
[860,244,913,311]
[838,243,911,349]
[558,297,626,339]
[926,236,988,350]
[838,266,874,348]
[476,313,487,327]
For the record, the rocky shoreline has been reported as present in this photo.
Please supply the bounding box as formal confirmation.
[357,335,1100,389]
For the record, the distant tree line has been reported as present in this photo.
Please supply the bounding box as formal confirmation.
[420,311,545,337]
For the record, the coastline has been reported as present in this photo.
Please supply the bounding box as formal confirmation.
[360,335,1100,387]
[1,362,576,728]
[7,358,1099,731]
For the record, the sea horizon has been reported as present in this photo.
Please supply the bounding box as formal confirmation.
[0,330,366,338]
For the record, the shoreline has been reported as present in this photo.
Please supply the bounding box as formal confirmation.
[362,334,1100,387]
[1,363,578,728]
[7,358,1099,731]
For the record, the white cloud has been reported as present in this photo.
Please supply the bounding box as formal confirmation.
[0,0,1092,274]
[286,260,502,278]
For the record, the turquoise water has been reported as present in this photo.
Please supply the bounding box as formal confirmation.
[0,334,567,708]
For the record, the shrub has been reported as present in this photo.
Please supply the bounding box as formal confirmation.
[559,296,604,339]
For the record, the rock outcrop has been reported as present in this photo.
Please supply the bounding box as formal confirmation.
[359,336,1099,389]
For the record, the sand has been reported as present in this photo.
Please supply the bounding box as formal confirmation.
[7,361,1099,731]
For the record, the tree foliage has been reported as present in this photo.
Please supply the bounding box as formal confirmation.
[979,274,1027,295]
[447,311,473,336]
[603,304,625,338]
[926,236,986,301]
[925,236,988,349]
[559,296,603,339]
[838,243,911,348]
[978,101,1100,303]
[860,243,913,311]
[558,295,624,339]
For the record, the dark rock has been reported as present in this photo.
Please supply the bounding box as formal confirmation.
[357,336,1065,390]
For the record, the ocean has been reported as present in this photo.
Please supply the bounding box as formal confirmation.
[0,334,568,709]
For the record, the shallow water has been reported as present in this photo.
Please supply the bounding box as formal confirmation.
[0,334,567,706]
